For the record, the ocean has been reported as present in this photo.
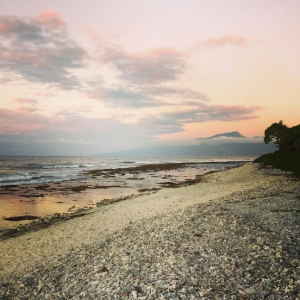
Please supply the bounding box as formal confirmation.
[0,156,253,187]
[0,156,254,231]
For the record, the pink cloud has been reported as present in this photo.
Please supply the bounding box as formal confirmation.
[0,22,10,33]
[0,12,87,89]
[195,35,248,49]
[0,107,112,134]
[0,50,29,61]
[0,10,65,34]
[137,104,263,135]
[34,91,57,98]
[101,46,186,85]
[0,108,43,132]
[14,98,39,106]
[36,10,66,28]
[136,47,181,58]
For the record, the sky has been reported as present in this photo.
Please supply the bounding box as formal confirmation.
[0,0,299,155]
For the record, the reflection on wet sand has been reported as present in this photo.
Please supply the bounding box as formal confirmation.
[0,161,246,231]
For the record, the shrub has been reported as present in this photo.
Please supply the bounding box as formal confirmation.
[253,150,300,175]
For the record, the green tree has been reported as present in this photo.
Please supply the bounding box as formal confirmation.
[264,120,288,149]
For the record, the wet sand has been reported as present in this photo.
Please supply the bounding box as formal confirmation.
[0,161,245,231]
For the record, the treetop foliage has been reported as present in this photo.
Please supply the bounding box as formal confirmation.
[264,120,300,152]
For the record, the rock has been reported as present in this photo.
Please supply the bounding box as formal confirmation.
[260,290,272,298]
[24,275,35,286]
[0,228,18,237]
[4,215,39,221]
[244,288,256,294]
[135,286,143,294]
[100,266,109,273]
[131,290,138,298]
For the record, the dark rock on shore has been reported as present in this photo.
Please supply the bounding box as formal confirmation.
[4,215,39,221]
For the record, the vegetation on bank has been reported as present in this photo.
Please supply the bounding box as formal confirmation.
[254,121,300,175]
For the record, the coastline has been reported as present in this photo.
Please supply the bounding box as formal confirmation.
[0,160,246,232]
[1,163,300,299]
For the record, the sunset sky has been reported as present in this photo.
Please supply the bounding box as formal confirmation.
[0,0,299,155]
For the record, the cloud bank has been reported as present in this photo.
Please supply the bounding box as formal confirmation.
[101,47,186,85]
[0,11,87,89]
[138,104,262,135]
[0,10,263,155]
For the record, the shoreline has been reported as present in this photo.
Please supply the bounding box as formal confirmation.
[84,160,251,175]
[0,161,245,233]
[0,168,226,241]
[1,163,300,298]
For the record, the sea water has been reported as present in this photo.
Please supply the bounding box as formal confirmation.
[0,156,253,187]
[0,156,254,231]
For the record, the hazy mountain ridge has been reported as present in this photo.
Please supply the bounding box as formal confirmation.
[96,142,275,157]
[195,131,245,140]
[94,131,275,157]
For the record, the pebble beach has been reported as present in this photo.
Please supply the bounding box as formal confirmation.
[1,163,300,299]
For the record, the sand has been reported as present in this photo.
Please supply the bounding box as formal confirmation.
[0,163,295,279]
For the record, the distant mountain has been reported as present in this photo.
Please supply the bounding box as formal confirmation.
[93,131,274,157]
[195,131,245,140]
[96,142,276,157]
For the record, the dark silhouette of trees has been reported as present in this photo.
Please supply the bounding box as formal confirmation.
[257,121,300,175]
[263,120,288,149]
[280,124,300,152]
[264,121,300,152]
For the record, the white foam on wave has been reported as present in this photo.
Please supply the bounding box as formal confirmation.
[42,163,102,169]
[0,169,89,186]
